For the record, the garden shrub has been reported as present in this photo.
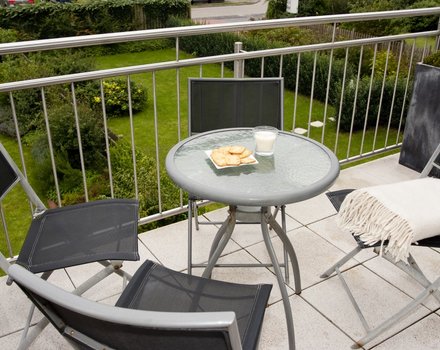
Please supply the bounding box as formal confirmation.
[338,75,409,132]
[46,103,107,170]
[266,0,287,19]
[424,50,440,68]
[110,140,186,228]
[0,0,190,40]
[28,101,111,204]
[0,49,96,137]
[76,79,148,117]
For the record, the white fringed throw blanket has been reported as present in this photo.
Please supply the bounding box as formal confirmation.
[337,177,440,262]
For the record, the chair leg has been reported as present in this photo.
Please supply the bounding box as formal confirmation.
[352,276,440,349]
[384,252,440,304]
[320,245,363,278]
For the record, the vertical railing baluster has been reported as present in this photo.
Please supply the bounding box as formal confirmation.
[71,83,88,202]
[307,52,318,137]
[396,41,416,144]
[0,202,13,257]
[261,57,265,78]
[41,87,62,206]
[360,44,378,155]
[421,38,428,61]
[334,47,349,155]
[175,36,184,207]
[176,67,183,208]
[279,55,284,78]
[346,46,364,160]
[321,23,337,145]
[385,41,404,148]
[9,92,34,215]
[100,80,114,198]
[292,53,300,132]
[127,76,139,200]
[152,72,162,212]
[176,36,180,61]
[372,42,391,152]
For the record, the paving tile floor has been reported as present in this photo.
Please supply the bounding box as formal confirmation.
[1,153,440,349]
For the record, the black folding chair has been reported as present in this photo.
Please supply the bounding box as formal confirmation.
[320,143,440,348]
[0,142,139,348]
[7,258,272,350]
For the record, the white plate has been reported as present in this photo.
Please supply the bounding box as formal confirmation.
[205,150,258,169]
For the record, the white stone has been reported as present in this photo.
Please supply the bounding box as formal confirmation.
[293,127,307,135]
[310,120,324,127]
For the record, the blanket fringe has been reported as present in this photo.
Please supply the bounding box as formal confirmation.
[336,190,414,262]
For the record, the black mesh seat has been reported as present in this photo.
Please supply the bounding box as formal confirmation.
[8,260,272,350]
[17,199,139,273]
[0,142,139,348]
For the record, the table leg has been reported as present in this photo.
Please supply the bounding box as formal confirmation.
[202,208,236,279]
[261,208,296,350]
[188,199,194,275]
[281,205,290,283]
[264,208,302,294]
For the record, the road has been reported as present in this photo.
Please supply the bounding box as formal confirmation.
[191,0,268,23]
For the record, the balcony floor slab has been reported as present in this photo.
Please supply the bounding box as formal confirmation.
[1,153,440,349]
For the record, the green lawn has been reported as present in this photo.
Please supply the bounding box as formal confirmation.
[97,49,402,163]
[0,135,33,258]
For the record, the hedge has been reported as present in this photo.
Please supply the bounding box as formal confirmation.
[177,18,412,132]
[0,0,190,39]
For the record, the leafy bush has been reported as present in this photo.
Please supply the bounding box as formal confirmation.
[0,28,19,44]
[298,0,350,16]
[47,103,107,170]
[424,50,440,68]
[94,79,147,117]
[338,75,410,132]
[0,50,96,137]
[75,78,147,117]
[0,0,190,39]
[266,0,287,19]
[28,101,109,203]
[246,27,315,47]
[371,50,399,77]
[110,140,185,228]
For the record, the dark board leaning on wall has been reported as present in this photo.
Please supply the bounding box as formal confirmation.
[399,63,440,178]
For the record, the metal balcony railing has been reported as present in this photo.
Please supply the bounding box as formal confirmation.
[0,8,439,257]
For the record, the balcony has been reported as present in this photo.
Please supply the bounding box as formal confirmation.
[3,153,440,349]
[0,7,440,350]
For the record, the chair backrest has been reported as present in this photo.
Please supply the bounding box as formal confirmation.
[8,263,243,350]
[0,143,45,211]
[188,78,284,135]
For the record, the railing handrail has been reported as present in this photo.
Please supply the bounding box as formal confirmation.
[0,7,439,55]
[1,29,438,93]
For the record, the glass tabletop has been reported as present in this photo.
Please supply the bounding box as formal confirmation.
[166,128,340,206]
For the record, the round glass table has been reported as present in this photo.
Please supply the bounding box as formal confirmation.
[166,128,339,206]
[166,128,340,349]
